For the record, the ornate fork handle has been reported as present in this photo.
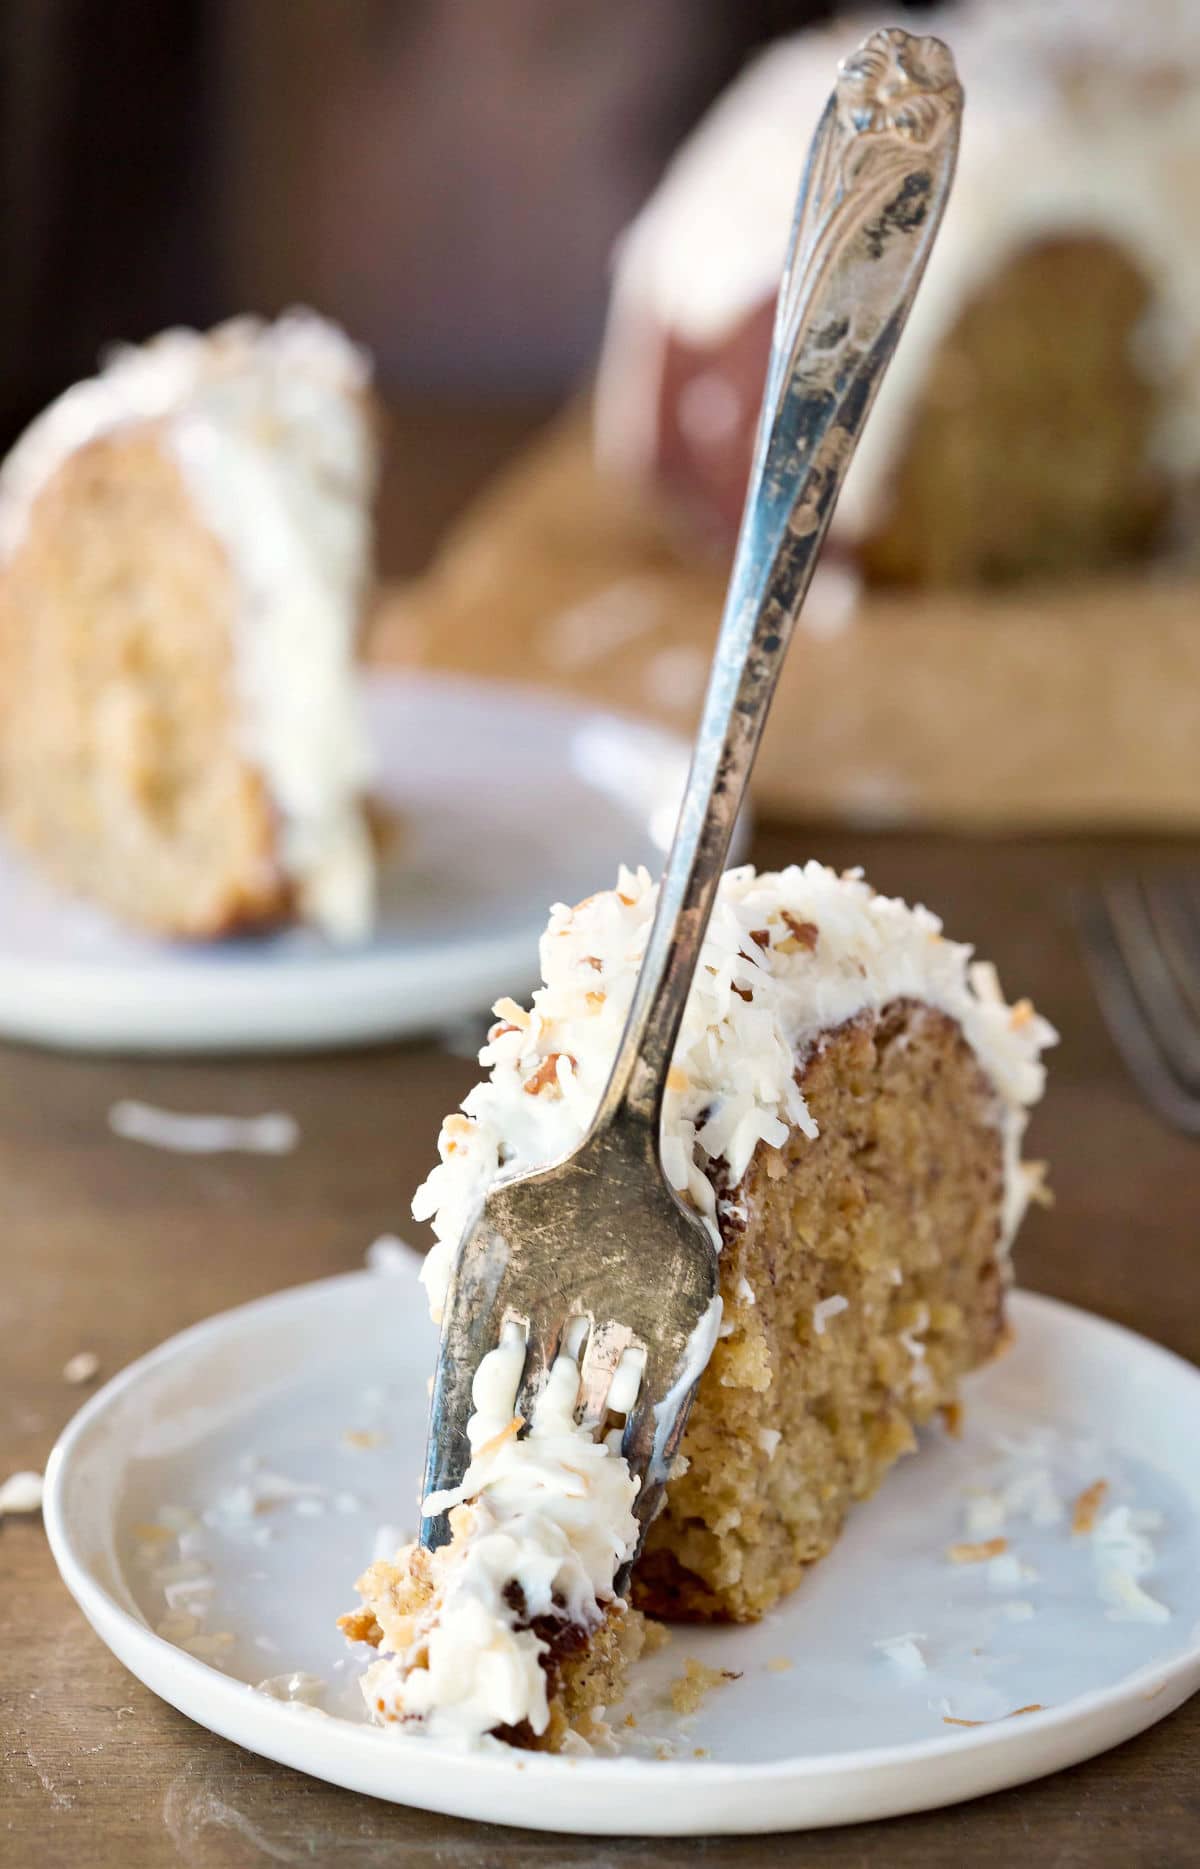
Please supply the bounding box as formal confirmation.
[590,28,963,1139]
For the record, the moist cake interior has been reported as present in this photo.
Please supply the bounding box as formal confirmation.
[0,431,285,936]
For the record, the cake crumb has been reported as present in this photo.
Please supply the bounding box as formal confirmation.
[342,1429,384,1451]
[1072,1479,1109,1536]
[947,1536,1008,1565]
[939,1401,964,1438]
[693,1747,709,1758]
[670,1659,742,1715]
[641,1620,671,1655]
[766,1656,793,1674]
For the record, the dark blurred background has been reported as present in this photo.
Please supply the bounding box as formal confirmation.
[1,0,958,444]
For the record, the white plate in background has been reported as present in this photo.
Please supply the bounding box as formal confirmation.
[0,672,726,1054]
[44,1261,1200,1836]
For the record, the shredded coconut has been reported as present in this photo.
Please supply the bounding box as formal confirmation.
[987,1552,1039,1591]
[109,1101,299,1156]
[415,863,1054,1319]
[256,1671,327,1706]
[1094,1504,1171,1624]
[813,1295,849,1336]
[874,1632,928,1679]
[361,1326,640,1742]
[365,1234,411,1276]
[62,1351,100,1385]
[0,1470,43,1515]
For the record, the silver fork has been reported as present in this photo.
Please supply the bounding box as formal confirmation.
[421,27,964,1576]
[1079,872,1200,1136]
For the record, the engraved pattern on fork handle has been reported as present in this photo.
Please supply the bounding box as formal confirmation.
[588,28,963,1142]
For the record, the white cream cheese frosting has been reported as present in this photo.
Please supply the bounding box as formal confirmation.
[363,1325,640,1743]
[0,311,378,938]
[414,861,1055,1317]
[360,863,1054,1744]
[596,0,1200,534]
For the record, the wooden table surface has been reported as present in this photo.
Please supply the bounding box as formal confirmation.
[3,408,1199,1867]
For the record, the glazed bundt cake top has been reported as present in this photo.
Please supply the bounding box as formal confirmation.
[0,311,378,937]
[414,861,1056,1317]
[597,0,1200,540]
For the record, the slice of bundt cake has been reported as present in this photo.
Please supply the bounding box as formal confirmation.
[342,862,1054,1748]
[596,0,1195,581]
[0,311,378,939]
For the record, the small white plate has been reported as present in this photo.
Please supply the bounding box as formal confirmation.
[45,1258,1200,1836]
[0,672,714,1054]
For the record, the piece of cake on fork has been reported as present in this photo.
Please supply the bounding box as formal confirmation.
[342,861,1054,1747]
[0,311,379,940]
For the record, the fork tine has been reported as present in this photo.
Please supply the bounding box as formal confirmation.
[577,1320,640,1434]
[1103,877,1200,1091]
[512,1316,568,1433]
[1079,887,1200,1137]
[420,1220,526,1539]
[1143,872,1200,1031]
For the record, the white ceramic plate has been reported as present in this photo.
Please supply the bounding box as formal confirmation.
[45,1257,1200,1836]
[0,672,720,1055]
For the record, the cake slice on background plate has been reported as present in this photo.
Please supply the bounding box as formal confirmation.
[342,862,1055,1747]
[0,311,379,940]
[596,0,1199,582]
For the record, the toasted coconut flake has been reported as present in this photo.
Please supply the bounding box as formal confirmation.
[476,1416,524,1461]
[947,1536,1008,1565]
[1072,1479,1110,1536]
[776,912,819,955]
[523,1052,575,1097]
